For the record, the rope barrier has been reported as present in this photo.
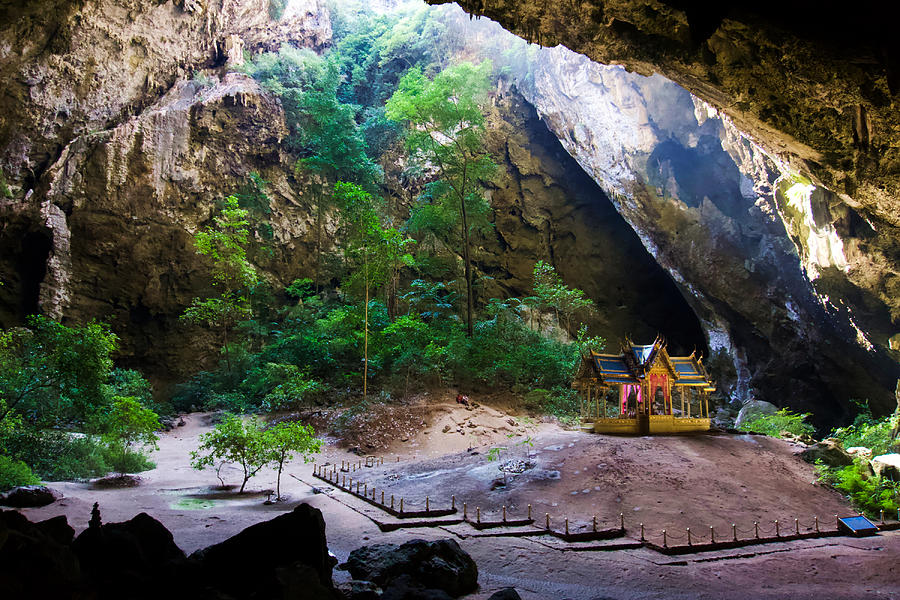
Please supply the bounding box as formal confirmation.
[313,466,881,551]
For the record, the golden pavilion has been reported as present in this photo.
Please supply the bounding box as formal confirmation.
[573,336,715,434]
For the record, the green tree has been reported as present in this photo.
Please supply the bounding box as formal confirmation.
[0,316,118,426]
[334,182,416,399]
[263,420,322,500]
[386,61,496,336]
[191,414,269,493]
[98,396,160,476]
[532,260,595,335]
[182,196,258,376]
[244,47,381,290]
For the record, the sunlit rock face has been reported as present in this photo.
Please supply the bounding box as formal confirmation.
[512,46,898,419]
[0,0,328,191]
[429,0,899,229]
[480,93,708,355]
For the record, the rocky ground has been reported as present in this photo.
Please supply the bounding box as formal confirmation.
[8,399,900,599]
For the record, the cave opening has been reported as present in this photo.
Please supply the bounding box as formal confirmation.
[16,231,52,320]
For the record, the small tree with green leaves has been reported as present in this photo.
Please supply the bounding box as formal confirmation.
[334,181,415,400]
[182,196,258,376]
[191,414,268,492]
[99,396,160,476]
[532,260,595,335]
[264,420,322,500]
[386,60,496,337]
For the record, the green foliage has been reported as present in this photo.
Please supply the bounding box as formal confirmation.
[97,396,159,475]
[0,455,40,491]
[191,414,269,492]
[532,260,595,334]
[286,278,315,301]
[182,196,258,375]
[444,316,577,390]
[264,420,322,499]
[254,364,326,412]
[817,459,899,517]
[268,0,288,20]
[192,70,213,88]
[1,426,111,481]
[0,168,11,198]
[244,46,381,188]
[0,316,118,427]
[738,408,816,438]
[830,399,898,456]
[387,61,496,336]
[522,386,579,423]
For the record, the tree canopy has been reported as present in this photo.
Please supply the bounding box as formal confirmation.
[386,60,496,336]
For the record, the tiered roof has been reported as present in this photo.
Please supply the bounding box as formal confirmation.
[578,335,715,391]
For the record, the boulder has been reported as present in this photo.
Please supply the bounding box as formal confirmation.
[0,485,61,507]
[0,510,82,598]
[381,574,454,600]
[337,579,382,600]
[488,588,523,600]
[346,538,478,597]
[192,503,338,599]
[846,447,873,460]
[734,401,778,429]
[872,454,900,480]
[72,511,187,591]
[801,439,853,467]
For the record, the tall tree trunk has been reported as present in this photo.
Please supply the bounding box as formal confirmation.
[314,190,323,293]
[460,193,474,337]
[363,250,369,402]
[223,325,232,378]
[276,459,283,500]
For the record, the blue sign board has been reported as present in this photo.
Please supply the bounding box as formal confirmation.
[838,516,878,536]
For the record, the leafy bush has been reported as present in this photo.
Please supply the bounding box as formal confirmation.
[830,400,897,456]
[1,427,110,481]
[0,455,40,491]
[445,317,577,390]
[738,408,815,438]
[268,0,289,21]
[97,396,160,475]
[1,315,118,427]
[817,459,899,517]
[105,368,168,415]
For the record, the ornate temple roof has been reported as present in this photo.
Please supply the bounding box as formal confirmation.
[576,336,715,391]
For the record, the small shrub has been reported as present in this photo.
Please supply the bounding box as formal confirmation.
[817,459,900,517]
[0,455,40,491]
[738,408,815,438]
[830,400,897,456]
[101,448,154,475]
[1,426,110,480]
[522,389,549,411]
[268,0,288,20]
[98,396,160,475]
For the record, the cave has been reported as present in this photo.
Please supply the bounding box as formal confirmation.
[16,232,52,319]
[1,1,900,597]
[0,220,53,325]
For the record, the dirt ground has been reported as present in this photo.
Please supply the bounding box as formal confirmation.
[359,420,851,542]
[12,397,900,600]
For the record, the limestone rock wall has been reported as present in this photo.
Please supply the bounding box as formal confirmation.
[514,46,898,419]
[0,0,332,385]
[0,0,329,191]
[32,72,316,380]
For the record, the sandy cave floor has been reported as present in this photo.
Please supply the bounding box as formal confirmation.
[13,399,900,600]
